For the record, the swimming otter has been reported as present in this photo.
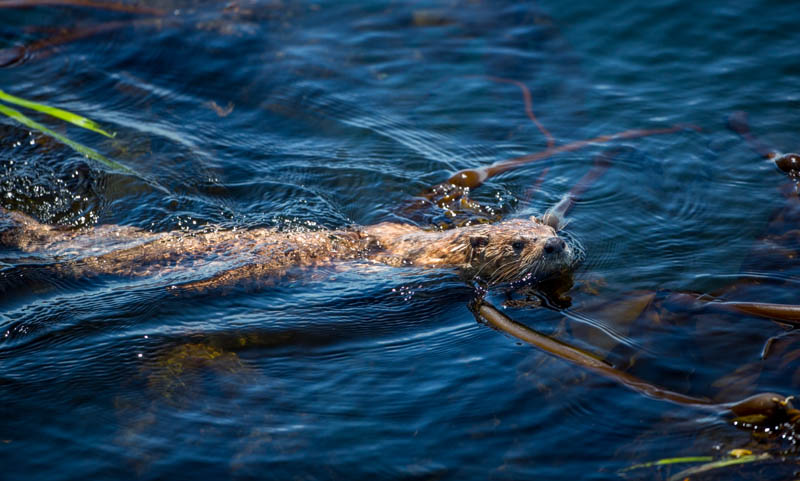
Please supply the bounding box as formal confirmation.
[0,208,579,290]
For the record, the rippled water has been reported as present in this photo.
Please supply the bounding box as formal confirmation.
[2,1,800,479]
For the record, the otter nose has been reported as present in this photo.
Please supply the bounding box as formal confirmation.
[544,237,566,254]
[775,153,800,175]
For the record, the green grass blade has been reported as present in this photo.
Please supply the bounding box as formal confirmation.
[0,89,116,138]
[666,453,774,481]
[620,456,713,472]
[0,103,133,174]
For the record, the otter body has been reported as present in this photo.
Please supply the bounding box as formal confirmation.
[1,209,578,290]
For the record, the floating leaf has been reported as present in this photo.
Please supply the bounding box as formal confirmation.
[0,103,132,173]
[0,88,115,138]
[728,448,752,458]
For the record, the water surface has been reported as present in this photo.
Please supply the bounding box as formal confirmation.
[2,1,800,479]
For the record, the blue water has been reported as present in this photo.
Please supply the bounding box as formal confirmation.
[2,1,800,479]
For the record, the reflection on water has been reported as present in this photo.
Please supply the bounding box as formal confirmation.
[2,0,800,479]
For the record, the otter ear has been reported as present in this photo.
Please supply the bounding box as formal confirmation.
[530,216,541,224]
[470,235,489,249]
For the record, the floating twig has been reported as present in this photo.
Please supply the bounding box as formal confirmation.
[476,75,555,149]
[728,111,800,176]
[472,297,799,425]
[678,291,800,325]
[471,298,715,407]
[541,147,617,229]
[728,110,776,159]
[720,300,800,324]
[205,100,234,118]
[0,18,168,67]
[444,124,700,190]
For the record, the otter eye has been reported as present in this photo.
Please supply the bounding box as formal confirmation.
[470,235,489,249]
[511,240,526,252]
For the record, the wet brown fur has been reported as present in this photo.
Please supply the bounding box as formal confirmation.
[1,209,577,290]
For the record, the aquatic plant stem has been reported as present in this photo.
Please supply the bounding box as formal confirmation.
[471,298,716,407]
[445,124,701,189]
[472,296,799,440]
[540,148,618,229]
[477,75,556,149]
[719,300,800,324]
[727,111,776,159]
[673,291,800,325]
[727,111,800,177]
[435,74,700,191]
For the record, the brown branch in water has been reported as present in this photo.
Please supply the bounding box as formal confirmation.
[0,0,166,15]
[471,298,798,423]
[0,21,127,66]
[0,17,168,67]
[719,300,800,325]
[521,165,550,205]
[565,148,615,202]
[540,148,617,229]
[430,74,699,192]
[0,46,24,68]
[673,291,800,326]
[472,298,715,407]
[444,123,700,190]
[727,111,776,160]
[205,101,235,117]
[478,75,555,149]
[728,111,800,177]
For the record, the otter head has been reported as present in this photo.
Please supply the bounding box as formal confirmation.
[463,217,581,286]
